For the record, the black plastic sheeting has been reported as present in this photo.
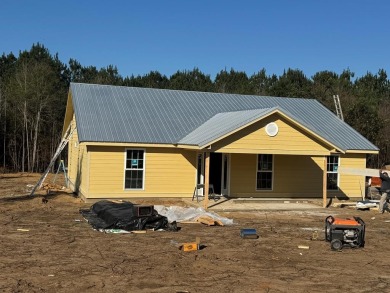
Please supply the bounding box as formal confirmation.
[80,200,177,231]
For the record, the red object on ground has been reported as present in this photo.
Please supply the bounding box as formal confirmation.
[371,177,381,187]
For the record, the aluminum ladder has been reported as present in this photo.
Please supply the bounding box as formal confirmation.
[29,124,76,196]
[333,95,344,121]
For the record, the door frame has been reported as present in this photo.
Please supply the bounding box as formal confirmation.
[221,153,230,196]
[196,152,205,195]
[197,152,230,196]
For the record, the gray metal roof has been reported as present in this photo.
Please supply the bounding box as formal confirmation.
[70,83,379,152]
[178,108,276,147]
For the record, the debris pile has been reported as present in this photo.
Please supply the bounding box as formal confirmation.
[154,205,233,225]
[80,200,178,232]
[40,183,65,191]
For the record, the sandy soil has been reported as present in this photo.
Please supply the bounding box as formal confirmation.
[1,173,390,293]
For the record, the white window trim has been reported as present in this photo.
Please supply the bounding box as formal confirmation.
[327,154,340,191]
[124,148,146,190]
[256,154,274,191]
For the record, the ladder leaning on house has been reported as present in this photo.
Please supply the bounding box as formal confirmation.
[29,124,76,197]
[333,94,344,121]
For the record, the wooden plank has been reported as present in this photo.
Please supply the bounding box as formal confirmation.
[337,166,382,177]
[196,215,215,226]
[332,202,356,207]
[17,229,30,232]
[298,245,310,249]
[195,215,224,226]
[214,220,224,226]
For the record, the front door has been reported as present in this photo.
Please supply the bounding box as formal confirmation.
[197,152,230,196]
[209,153,222,194]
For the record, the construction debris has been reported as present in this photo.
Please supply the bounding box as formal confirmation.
[298,245,310,249]
[154,205,233,225]
[180,237,201,252]
[332,200,379,210]
[356,200,379,210]
[80,200,178,232]
[332,202,356,208]
[41,183,65,191]
[195,215,224,226]
[131,230,147,234]
[240,228,258,239]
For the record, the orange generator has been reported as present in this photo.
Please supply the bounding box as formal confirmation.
[325,216,365,250]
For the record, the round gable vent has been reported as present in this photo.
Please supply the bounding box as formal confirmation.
[265,122,278,137]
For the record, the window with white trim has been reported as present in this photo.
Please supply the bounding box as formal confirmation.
[257,154,273,190]
[125,149,145,189]
[327,155,339,190]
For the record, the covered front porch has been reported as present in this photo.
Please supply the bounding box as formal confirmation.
[195,151,330,209]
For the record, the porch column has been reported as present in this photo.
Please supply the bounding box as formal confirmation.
[323,156,327,208]
[204,152,210,209]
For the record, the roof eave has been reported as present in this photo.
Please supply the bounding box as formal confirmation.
[345,149,379,155]
[174,143,202,150]
[82,141,179,148]
[62,91,74,137]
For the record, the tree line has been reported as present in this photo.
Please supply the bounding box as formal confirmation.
[0,43,389,173]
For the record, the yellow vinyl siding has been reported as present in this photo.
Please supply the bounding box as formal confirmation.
[229,153,366,199]
[274,155,323,195]
[88,147,124,194]
[213,114,332,155]
[87,146,196,198]
[145,149,196,193]
[331,153,367,199]
[230,154,324,198]
[67,115,89,197]
[230,154,256,195]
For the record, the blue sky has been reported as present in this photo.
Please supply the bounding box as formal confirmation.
[1,0,389,79]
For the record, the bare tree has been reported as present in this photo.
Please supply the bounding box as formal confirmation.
[6,59,56,172]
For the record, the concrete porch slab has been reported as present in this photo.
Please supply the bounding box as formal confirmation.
[182,197,324,212]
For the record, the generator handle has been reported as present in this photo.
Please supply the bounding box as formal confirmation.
[354,216,365,226]
[325,215,335,224]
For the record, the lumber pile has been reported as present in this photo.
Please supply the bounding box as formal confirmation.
[195,215,224,226]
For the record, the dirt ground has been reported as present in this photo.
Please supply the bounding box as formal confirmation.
[1,173,390,293]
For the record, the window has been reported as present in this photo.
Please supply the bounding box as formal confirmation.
[125,149,145,189]
[327,155,339,190]
[257,154,273,190]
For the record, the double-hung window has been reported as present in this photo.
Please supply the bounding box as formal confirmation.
[125,149,145,189]
[327,155,339,190]
[257,154,273,190]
